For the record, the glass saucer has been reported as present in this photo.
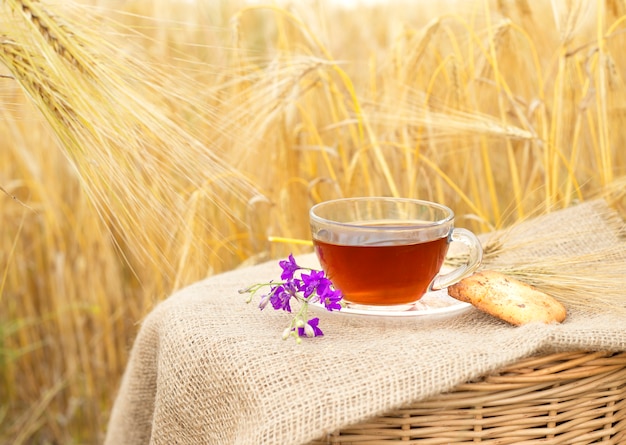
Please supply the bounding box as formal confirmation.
[309,289,472,320]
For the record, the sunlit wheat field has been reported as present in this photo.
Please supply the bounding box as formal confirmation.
[1,0,626,443]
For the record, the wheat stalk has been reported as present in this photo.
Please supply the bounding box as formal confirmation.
[4,0,87,72]
[2,0,626,443]
[476,200,626,312]
[1,1,260,271]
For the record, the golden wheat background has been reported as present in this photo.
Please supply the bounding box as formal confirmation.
[1,0,626,443]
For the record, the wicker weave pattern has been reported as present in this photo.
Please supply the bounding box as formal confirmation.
[312,351,626,444]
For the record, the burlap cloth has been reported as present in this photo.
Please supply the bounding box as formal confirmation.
[105,199,626,445]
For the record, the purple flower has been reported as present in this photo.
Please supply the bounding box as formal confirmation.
[244,253,344,340]
[279,254,300,280]
[299,270,330,299]
[269,282,298,312]
[258,293,271,310]
[297,317,324,337]
[320,288,343,311]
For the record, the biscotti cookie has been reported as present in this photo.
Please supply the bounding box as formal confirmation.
[448,270,567,326]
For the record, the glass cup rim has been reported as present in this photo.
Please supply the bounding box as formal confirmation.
[309,197,454,231]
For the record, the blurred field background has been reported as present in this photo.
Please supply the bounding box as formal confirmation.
[2,0,626,443]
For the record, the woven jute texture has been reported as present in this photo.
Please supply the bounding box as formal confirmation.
[105,199,626,445]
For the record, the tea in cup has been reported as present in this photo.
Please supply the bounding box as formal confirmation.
[309,197,482,309]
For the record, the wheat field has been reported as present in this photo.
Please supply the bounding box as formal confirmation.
[1,0,626,443]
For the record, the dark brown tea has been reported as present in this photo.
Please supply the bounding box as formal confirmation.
[313,236,449,306]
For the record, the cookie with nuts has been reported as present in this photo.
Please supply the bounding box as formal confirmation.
[448,270,567,326]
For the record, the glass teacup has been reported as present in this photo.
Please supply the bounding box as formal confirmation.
[309,197,483,310]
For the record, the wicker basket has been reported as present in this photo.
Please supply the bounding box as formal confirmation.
[311,351,626,444]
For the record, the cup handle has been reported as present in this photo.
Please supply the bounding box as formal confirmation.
[430,228,483,291]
